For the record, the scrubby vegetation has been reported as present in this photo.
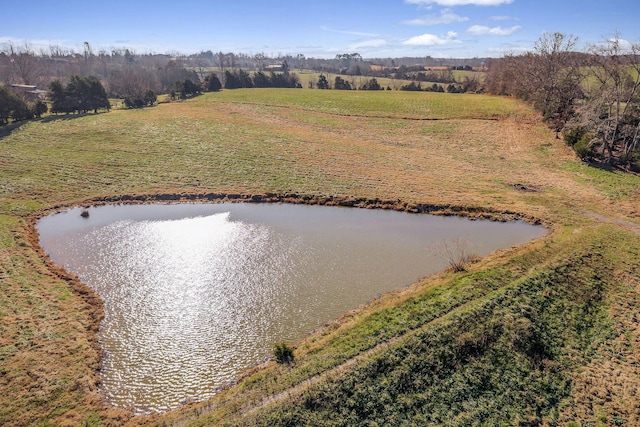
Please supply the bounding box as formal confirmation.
[485,32,640,169]
[273,343,295,365]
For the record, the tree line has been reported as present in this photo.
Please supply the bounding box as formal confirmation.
[312,75,384,91]
[221,67,301,89]
[4,35,637,170]
[0,41,484,96]
[0,42,200,108]
[0,86,47,124]
[48,75,110,114]
[485,32,640,169]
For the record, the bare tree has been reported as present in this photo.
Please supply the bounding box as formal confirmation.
[528,33,584,137]
[107,66,160,99]
[485,33,585,138]
[216,51,227,84]
[254,53,266,71]
[192,55,210,81]
[6,42,43,85]
[0,52,12,85]
[580,34,640,164]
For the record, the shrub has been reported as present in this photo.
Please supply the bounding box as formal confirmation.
[400,81,422,92]
[619,149,638,166]
[360,78,382,91]
[34,100,48,118]
[274,342,294,364]
[563,124,588,147]
[573,135,593,160]
[334,76,352,90]
[433,238,475,272]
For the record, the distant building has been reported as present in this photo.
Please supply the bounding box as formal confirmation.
[265,64,284,72]
[10,84,47,101]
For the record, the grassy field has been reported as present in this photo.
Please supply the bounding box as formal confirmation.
[295,71,481,91]
[198,68,484,90]
[294,71,432,91]
[1,88,639,426]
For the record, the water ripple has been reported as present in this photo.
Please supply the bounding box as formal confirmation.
[38,203,546,414]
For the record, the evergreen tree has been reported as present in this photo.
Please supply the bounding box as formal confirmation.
[224,70,242,89]
[66,75,91,113]
[171,80,185,99]
[48,79,68,114]
[183,79,200,97]
[253,71,271,88]
[317,74,329,89]
[88,76,110,112]
[34,100,48,117]
[143,89,157,106]
[49,76,110,114]
[0,86,28,124]
[204,73,222,91]
[334,76,352,90]
[360,78,382,91]
[10,101,34,121]
[237,70,254,88]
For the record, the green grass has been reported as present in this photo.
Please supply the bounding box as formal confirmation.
[199,88,533,120]
[563,160,640,200]
[167,224,640,427]
[251,263,605,425]
[294,71,410,91]
[1,88,639,426]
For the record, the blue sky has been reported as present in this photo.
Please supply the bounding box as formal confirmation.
[2,0,639,58]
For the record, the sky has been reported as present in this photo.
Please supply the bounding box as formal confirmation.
[1,0,639,59]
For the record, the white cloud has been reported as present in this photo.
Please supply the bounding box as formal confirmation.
[487,45,531,56]
[402,8,469,25]
[467,25,521,35]
[609,37,633,52]
[406,0,513,6]
[321,26,380,38]
[349,39,388,50]
[403,31,461,46]
[489,15,518,21]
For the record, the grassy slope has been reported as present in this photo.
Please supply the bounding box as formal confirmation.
[0,89,639,426]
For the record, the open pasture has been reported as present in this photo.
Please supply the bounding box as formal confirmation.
[1,89,639,426]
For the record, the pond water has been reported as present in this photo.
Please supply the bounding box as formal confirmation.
[38,202,547,414]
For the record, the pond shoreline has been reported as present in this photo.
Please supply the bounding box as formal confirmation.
[24,192,551,417]
[33,191,549,224]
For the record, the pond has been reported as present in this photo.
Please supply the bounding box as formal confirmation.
[38,202,547,414]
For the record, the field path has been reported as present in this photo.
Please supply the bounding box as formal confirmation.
[228,298,474,424]
[238,339,393,419]
[584,211,640,235]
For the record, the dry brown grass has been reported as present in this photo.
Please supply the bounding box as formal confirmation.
[559,272,640,426]
[0,89,639,425]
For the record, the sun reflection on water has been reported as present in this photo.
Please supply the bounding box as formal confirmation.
[37,203,547,414]
[73,212,303,413]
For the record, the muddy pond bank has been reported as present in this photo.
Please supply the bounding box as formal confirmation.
[35,195,548,414]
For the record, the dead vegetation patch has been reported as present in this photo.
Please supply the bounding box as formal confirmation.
[509,183,542,192]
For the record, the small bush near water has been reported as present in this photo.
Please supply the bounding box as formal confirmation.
[433,238,475,272]
[274,342,295,364]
